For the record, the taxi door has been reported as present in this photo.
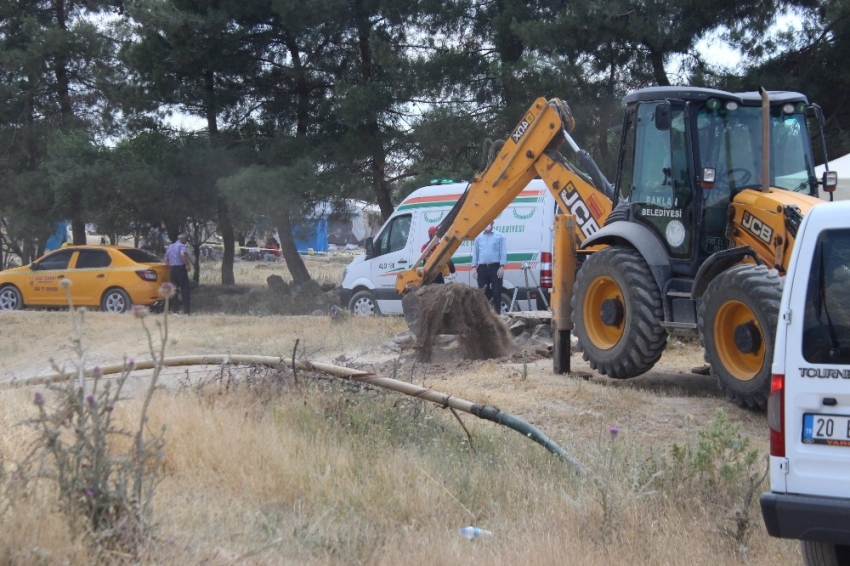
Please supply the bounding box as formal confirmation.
[70,248,113,306]
[26,249,76,306]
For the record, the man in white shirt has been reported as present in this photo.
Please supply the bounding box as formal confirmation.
[471,221,507,313]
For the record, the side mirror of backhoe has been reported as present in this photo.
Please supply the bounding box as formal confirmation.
[655,103,671,131]
[365,237,374,257]
[822,170,838,192]
[700,167,717,189]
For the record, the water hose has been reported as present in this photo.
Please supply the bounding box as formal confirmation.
[5,354,586,477]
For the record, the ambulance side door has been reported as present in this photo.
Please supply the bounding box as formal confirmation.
[370,213,413,314]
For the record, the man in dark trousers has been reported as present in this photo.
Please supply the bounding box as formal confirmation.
[165,233,193,314]
[471,221,507,313]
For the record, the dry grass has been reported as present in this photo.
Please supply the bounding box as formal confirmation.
[1,377,799,565]
[0,255,799,564]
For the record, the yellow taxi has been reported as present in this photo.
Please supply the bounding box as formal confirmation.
[0,246,171,313]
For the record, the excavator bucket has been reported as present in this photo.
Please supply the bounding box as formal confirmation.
[401,285,461,337]
[401,291,423,336]
[404,284,513,362]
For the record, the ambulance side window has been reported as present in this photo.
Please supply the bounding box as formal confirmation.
[374,214,411,257]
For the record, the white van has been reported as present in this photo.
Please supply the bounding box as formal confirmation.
[340,180,557,316]
[761,201,850,565]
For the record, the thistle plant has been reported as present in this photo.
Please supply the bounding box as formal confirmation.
[17,280,174,556]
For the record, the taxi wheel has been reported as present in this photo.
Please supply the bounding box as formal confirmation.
[0,285,23,310]
[101,288,132,313]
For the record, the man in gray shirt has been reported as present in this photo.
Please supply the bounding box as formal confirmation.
[471,221,507,313]
[165,233,193,314]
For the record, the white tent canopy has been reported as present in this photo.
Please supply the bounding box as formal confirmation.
[815,153,850,201]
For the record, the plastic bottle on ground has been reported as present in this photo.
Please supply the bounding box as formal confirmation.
[459,526,493,540]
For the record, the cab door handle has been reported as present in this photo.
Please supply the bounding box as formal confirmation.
[397,260,408,264]
[97,274,105,278]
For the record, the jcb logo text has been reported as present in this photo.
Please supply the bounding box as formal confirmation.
[560,182,601,238]
[511,119,531,143]
[742,211,773,244]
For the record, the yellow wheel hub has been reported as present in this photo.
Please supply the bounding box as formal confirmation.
[583,275,624,349]
[714,300,764,380]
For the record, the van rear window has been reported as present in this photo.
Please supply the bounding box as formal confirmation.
[803,229,850,364]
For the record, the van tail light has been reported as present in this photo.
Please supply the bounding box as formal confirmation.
[135,269,158,282]
[540,252,552,288]
[768,373,785,457]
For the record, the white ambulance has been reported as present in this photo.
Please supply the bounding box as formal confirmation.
[340,180,557,316]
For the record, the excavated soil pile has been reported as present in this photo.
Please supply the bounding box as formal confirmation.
[415,283,513,362]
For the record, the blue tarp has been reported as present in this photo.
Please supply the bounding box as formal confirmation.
[45,221,68,252]
[292,217,328,253]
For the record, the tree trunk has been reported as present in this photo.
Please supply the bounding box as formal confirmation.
[648,47,670,87]
[275,211,311,285]
[54,0,87,246]
[218,199,235,286]
[351,0,394,220]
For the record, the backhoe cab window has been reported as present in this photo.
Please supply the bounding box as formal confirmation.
[696,104,816,197]
[803,229,850,364]
[373,214,411,257]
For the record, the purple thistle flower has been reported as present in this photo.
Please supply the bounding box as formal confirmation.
[86,394,96,407]
[34,392,44,406]
[608,426,620,438]
[92,366,102,379]
[105,404,114,412]
[132,305,149,319]
[127,358,136,370]
[84,488,95,498]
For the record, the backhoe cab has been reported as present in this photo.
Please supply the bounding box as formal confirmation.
[398,86,834,409]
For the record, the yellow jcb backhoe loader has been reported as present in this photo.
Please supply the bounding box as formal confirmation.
[398,87,837,408]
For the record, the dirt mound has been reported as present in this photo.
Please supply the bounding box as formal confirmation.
[415,283,513,362]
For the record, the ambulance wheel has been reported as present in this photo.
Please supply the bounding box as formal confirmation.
[572,246,667,378]
[699,264,781,409]
[500,292,519,314]
[349,290,380,316]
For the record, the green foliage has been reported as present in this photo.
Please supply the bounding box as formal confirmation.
[669,409,768,552]
[671,409,761,487]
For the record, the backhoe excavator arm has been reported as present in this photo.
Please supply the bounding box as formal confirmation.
[395,97,615,295]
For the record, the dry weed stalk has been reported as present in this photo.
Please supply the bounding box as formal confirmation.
[14,282,173,557]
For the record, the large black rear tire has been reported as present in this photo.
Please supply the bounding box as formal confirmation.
[698,264,782,409]
[572,246,667,379]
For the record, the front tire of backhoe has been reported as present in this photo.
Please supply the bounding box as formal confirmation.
[698,264,782,409]
[572,246,668,379]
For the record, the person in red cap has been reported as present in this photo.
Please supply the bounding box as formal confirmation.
[421,225,454,284]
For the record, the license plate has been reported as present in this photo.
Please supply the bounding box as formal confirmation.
[803,413,850,446]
